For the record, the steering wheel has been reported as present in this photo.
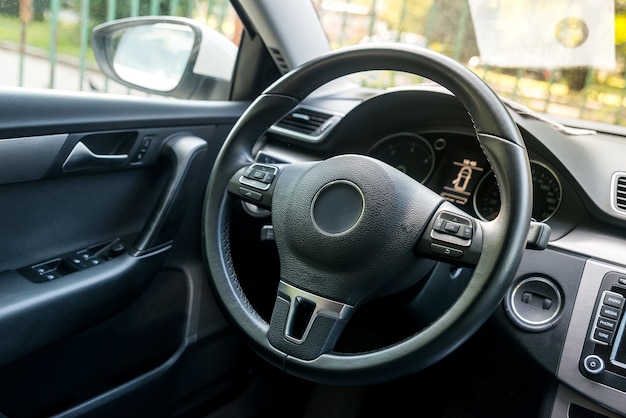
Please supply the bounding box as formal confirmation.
[203,44,532,385]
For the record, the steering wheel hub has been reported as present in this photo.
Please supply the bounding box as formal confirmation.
[271,154,442,304]
[311,180,364,236]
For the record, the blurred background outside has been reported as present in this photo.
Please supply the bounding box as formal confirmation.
[3,0,626,126]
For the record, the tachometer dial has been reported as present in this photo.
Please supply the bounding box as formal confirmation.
[472,172,500,221]
[473,161,562,222]
[368,133,435,183]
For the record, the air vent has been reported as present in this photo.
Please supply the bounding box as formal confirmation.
[614,173,626,212]
[268,47,290,74]
[270,106,342,142]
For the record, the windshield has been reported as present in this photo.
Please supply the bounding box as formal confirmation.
[313,0,625,127]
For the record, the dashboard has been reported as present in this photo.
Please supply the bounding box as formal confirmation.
[247,84,626,417]
[258,87,585,241]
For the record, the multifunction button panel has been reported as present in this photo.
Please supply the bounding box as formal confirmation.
[591,291,624,345]
[580,272,626,390]
[418,210,482,265]
[228,163,279,209]
[431,212,474,245]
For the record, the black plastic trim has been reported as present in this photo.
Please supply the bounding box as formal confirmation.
[494,247,586,375]
[132,134,208,255]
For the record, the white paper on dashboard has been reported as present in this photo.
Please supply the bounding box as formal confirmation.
[468,0,616,69]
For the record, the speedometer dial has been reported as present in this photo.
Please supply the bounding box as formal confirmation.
[367,133,435,183]
[473,161,562,222]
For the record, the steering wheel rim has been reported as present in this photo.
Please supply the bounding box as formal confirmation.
[203,44,532,385]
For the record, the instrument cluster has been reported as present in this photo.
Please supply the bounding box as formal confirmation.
[367,131,562,223]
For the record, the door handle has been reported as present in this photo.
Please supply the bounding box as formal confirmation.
[62,141,128,171]
[131,134,207,255]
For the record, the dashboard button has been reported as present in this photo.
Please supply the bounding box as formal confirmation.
[542,297,553,310]
[243,166,255,177]
[603,292,625,309]
[583,355,604,374]
[252,170,266,180]
[593,328,614,344]
[600,305,621,320]
[444,222,461,233]
[597,317,617,332]
[263,173,275,184]
[239,187,263,201]
[430,243,463,258]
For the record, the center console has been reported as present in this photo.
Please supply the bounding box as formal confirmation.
[579,272,626,391]
[555,259,626,417]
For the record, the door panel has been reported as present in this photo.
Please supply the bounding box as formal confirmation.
[0,270,187,417]
[0,89,249,417]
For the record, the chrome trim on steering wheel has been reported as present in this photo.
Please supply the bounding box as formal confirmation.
[278,281,354,344]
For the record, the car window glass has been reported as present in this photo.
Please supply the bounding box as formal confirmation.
[0,0,240,98]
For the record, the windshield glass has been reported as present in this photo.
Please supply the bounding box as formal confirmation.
[313,0,625,127]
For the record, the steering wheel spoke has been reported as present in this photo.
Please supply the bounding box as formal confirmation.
[267,281,354,361]
[226,162,282,209]
[414,204,484,267]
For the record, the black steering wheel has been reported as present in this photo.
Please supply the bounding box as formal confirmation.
[203,44,532,385]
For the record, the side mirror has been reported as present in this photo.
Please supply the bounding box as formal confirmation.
[92,16,237,100]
